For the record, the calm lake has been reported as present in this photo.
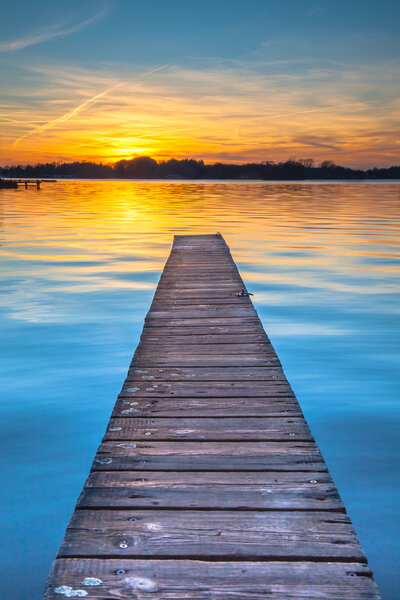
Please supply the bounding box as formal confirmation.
[1,180,399,599]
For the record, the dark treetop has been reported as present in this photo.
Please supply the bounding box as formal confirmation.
[2,157,400,180]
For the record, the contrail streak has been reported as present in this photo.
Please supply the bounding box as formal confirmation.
[13,83,124,148]
[249,101,387,121]
[12,63,172,148]
[0,6,109,52]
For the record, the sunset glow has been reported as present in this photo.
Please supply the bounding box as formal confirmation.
[1,1,399,168]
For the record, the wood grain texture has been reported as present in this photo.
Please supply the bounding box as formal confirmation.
[103,416,313,441]
[45,559,381,600]
[79,471,343,510]
[59,510,366,561]
[119,381,293,397]
[135,342,274,354]
[140,333,271,344]
[141,324,266,335]
[92,440,326,472]
[112,396,302,417]
[131,355,278,367]
[44,233,381,599]
[143,317,262,327]
[126,366,282,381]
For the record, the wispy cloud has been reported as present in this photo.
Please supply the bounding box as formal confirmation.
[13,82,124,148]
[292,135,340,151]
[2,58,400,167]
[0,5,109,53]
[12,63,172,149]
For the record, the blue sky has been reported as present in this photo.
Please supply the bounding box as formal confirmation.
[1,0,399,166]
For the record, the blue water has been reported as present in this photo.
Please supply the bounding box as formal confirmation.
[0,180,399,599]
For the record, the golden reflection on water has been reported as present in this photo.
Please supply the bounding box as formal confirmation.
[1,180,399,313]
[2,181,400,247]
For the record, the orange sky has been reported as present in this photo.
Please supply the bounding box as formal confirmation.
[2,62,399,168]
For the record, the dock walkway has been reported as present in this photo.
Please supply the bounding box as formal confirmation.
[0,177,57,188]
[45,234,381,599]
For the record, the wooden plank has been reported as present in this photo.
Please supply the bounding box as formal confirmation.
[157,273,243,280]
[135,342,275,354]
[44,233,382,599]
[127,365,284,378]
[151,297,255,305]
[126,364,287,378]
[119,381,293,397]
[150,298,255,306]
[143,317,262,327]
[45,559,381,600]
[141,324,266,335]
[113,397,302,417]
[154,282,246,288]
[58,510,366,561]
[146,306,255,323]
[103,417,313,441]
[140,333,270,344]
[133,351,280,360]
[79,471,343,510]
[92,440,326,471]
[131,356,278,367]
[127,366,282,381]
[153,292,252,300]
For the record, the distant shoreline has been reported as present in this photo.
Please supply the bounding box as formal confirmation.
[1,157,399,181]
[3,177,400,183]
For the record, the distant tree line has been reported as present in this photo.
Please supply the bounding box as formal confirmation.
[1,156,400,180]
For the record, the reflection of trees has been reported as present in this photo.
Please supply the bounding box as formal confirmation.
[2,157,399,180]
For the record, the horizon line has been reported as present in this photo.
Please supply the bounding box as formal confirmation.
[1,156,399,172]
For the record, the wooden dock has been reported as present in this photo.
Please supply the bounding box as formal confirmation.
[0,177,57,188]
[44,234,381,599]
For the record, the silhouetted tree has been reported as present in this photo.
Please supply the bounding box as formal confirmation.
[115,156,158,178]
[2,157,399,181]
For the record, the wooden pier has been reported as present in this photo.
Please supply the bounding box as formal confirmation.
[0,178,57,188]
[44,234,381,599]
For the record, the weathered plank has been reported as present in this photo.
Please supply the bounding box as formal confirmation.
[143,317,262,326]
[113,396,302,417]
[141,324,266,335]
[150,300,255,309]
[103,417,313,441]
[59,510,365,561]
[79,471,343,510]
[127,366,282,381]
[131,355,278,367]
[45,559,381,600]
[136,342,273,354]
[93,440,326,471]
[126,367,285,381]
[119,381,293,397]
[44,233,381,600]
[140,333,270,344]
[146,308,257,319]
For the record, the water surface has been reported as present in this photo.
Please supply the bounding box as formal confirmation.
[0,180,399,599]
